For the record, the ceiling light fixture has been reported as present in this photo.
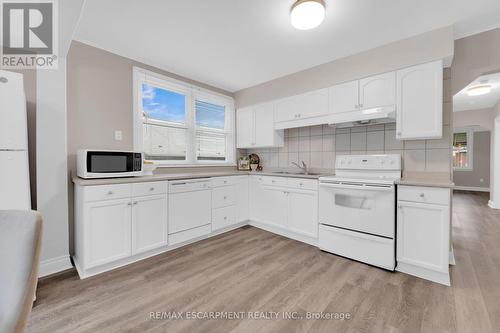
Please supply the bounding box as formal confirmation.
[467,85,492,96]
[290,0,326,30]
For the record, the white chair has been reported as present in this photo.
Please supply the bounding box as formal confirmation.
[0,210,42,333]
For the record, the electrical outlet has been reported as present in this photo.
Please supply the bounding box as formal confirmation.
[480,178,484,183]
[114,130,123,141]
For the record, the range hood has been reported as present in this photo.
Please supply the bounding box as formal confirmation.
[328,105,396,128]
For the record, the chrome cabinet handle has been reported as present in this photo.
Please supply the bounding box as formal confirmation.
[149,187,155,191]
[133,201,138,205]
[419,193,425,198]
[224,196,227,199]
[224,216,227,220]
[107,191,113,195]
[127,202,132,206]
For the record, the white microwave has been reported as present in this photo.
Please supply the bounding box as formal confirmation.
[77,149,143,179]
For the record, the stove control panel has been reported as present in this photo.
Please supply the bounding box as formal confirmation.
[336,154,401,170]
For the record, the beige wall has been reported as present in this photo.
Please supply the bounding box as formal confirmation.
[452,27,500,95]
[453,108,494,131]
[235,26,454,107]
[66,41,235,253]
[453,131,491,189]
[451,28,500,203]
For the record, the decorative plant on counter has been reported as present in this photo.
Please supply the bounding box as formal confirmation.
[249,154,260,171]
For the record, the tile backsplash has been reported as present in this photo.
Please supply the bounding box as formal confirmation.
[242,123,451,175]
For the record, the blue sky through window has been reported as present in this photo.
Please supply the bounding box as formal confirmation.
[195,100,225,130]
[142,83,186,123]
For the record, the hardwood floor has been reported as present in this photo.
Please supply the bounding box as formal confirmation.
[26,191,500,333]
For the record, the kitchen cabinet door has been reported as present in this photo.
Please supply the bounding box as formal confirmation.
[329,80,359,114]
[396,61,443,140]
[131,194,167,255]
[275,96,299,123]
[397,201,449,273]
[287,190,318,238]
[259,186,287,228]
[298,88,329,119]
[359,71,396,109]
[85,198,132,268]
[254,102,281,147]
[235,176,249,223]
[236,106,254,148]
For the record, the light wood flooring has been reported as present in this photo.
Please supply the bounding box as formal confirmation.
[26,191,500,332]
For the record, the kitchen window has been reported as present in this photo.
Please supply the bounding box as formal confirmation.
[133,67,235,166]
[453,130,473,170]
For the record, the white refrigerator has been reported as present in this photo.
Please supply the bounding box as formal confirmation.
[0,70,31,210]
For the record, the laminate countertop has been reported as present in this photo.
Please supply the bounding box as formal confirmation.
[397,172,455,188]
[72,170,329,186]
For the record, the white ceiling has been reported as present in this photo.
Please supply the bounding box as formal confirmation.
[454,73,500,112]
[74,0,500,92]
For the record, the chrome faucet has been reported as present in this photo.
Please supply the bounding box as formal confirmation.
[292,161,308,174]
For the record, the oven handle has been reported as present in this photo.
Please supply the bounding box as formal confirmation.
[319,183,394,191]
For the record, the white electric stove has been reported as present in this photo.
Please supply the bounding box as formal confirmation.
[318,154,401,270]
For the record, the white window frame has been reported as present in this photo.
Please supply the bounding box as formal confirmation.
[453,128,474,171]
[133,67,235,167]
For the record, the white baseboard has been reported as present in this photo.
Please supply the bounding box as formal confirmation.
[488,200,500,209]
[454,186,489,192]
[39,255,73,277]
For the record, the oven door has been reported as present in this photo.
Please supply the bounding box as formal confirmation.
[319,181,395,238]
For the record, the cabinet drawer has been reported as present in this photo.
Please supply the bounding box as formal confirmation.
[84,184,131,202]
[398,186,450,205]
[287,178,318,191]
[132,181,166,197]
[212,205,236,231]
[211,176,238,188]
[212,185,236,208]
[261,176,287,187]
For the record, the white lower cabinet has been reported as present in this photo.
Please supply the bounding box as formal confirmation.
[132,194,167,255]
[250,176,318,243]
[288,190,318,238]
[396,185,451,285]
[74,182,168,278]
[211,176,249,231]
[85,198,132,268]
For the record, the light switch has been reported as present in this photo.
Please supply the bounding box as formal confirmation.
[114,130,123,141]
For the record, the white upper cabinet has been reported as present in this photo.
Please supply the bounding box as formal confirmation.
[275,96,298,123]
[396,60,443,140]
[329,80,359,114]
[236,106,254,148]
[275,88,329,124]
[254,102,279,147]
[299,88,329,119]
[236,102,284,148]
[359,72,396,109]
